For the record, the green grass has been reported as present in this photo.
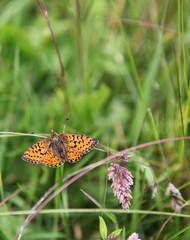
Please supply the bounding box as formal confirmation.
[0,0,190,239]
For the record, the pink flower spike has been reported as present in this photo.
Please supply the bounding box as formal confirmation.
[119,154,131,162]
[108,162,133,209]
[127,232,141,240]
[165,183,184,213]
[151,181,159,198]
[166,183,182,197]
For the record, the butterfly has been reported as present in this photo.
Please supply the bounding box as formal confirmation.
[22,130,99,167]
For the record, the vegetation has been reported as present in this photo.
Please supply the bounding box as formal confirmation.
[0,0,190,239]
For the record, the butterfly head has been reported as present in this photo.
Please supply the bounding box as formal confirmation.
[50,129,58,138]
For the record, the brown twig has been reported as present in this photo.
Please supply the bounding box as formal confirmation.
[76,0,85,92]
[36,0,66,88]
[0,185,28,207]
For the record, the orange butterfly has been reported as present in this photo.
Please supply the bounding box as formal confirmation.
[22,130,98,167]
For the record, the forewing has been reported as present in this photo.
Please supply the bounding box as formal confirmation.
[60,133,99,163]
[22,138,63,168]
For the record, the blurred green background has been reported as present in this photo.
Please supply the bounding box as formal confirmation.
[0,0,190,239]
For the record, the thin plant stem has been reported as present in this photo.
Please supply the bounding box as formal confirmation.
[95,18,177,34]
[0,185,28,207]
[80,189,103,208]
[0,131,46,138]
[76,0,85,92]
[36,0,65,87]
[2,208,190,218]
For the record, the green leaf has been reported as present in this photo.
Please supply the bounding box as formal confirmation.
[109,229,122,237]
[99,216,107,239]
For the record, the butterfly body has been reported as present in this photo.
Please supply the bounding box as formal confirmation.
[49,130,67,159]
[22,130,98,167]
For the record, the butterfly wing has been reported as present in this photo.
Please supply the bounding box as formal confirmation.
[42,149,64,167]
[60,133,99,163]
[22,137,64,168]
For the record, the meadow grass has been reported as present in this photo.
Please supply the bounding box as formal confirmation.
[0,0,190,239]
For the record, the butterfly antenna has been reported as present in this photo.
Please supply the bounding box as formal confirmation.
[62,117,70,133]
